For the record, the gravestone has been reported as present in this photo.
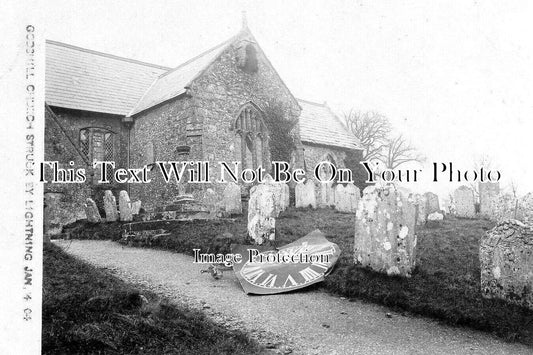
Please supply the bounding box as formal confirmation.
[317,182,335,208]
[85,198,102,223]
[280,183,290,211]
[223,182,242,214]
[103,190,118,222]
[119,190,133,222]
[480,220,533,310]
[247,180,278,245]
[334,184,360,213]
[131,200,142,215]
[453,186,475,218]
[424,192,440,214]
[203,188,219,215]
[414,194,427,225]
[354,185,417,277]
[295,179,317,209]
[479,182,500,218]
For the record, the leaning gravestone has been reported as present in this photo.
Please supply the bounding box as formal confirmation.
[424,192,440,214]
[223,182,242,214]
[247,180,277,245]
[103,190,118,222]
[85,198,102,223]
[480,220,533,310]
[354,185,417,277]
[295,179,317,208]
[119,190,133,222]
[453,186,475,218]
[334,184,360,213]
[479,182,500,218]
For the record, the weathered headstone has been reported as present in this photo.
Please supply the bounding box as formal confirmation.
[119,190,133,222]
[424,192,440,214]
[280,183,290,211]
[103,190,118,222]
[354,185,417,277]
[414,194,427,225]
[247,181,277,244]
[479,182,500,218]
[203,188,219,215]
[317,182,335,208]
[453,186,475,218]
[480,220,533,310]
[131,200,142,215]
[223,182,242,214]
[334,183,360,213]
[295,179,316,209]
[84,198,102,223]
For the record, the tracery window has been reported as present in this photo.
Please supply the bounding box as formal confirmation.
[234,104,268,171]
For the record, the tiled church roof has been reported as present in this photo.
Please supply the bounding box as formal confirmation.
[45,39,361,150]
[129,38,233,116]
[45,40,169,115]
[297,99,361,150]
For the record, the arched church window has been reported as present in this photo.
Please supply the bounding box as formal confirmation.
[234,104,268,171]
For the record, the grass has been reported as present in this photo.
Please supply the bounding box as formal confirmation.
[43,242,262,354]
[65,208,533,346]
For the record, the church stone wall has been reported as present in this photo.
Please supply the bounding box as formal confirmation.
[129,97,199,211]
[44,107,128,232]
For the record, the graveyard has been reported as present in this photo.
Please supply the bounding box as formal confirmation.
[58,199,533,346]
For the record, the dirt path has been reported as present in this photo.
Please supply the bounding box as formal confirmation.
[55,240,531,355]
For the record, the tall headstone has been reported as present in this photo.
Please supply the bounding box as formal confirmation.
[103,190,118,222]
[480,220,533,310]
[317,182,335,208]
[479,182,500,218]
[247,180,278,244]
[84,198,102,223]
[119,190,133,222]
[453,186,475,218]
[334,183,360,213]
[354,185,417,277]
[280,183,290,211]
[295,180,316,209]
[203,188,219,215]
[424,192,440,214]
[223,182,242,215]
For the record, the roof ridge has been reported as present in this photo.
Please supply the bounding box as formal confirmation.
[296,98,326,107]
[158,35,236,79]
[46,39,171,70]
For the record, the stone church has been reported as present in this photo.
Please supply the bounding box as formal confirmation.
[44,20,362,231]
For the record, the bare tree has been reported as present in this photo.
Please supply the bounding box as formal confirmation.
[380,134,424,169]
[343,110,392,161]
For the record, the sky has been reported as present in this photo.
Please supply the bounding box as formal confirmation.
[6,0,533,198]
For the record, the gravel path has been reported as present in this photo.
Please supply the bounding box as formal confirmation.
[55,240,531,355]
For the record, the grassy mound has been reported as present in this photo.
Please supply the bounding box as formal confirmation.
[43,243,262,354]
